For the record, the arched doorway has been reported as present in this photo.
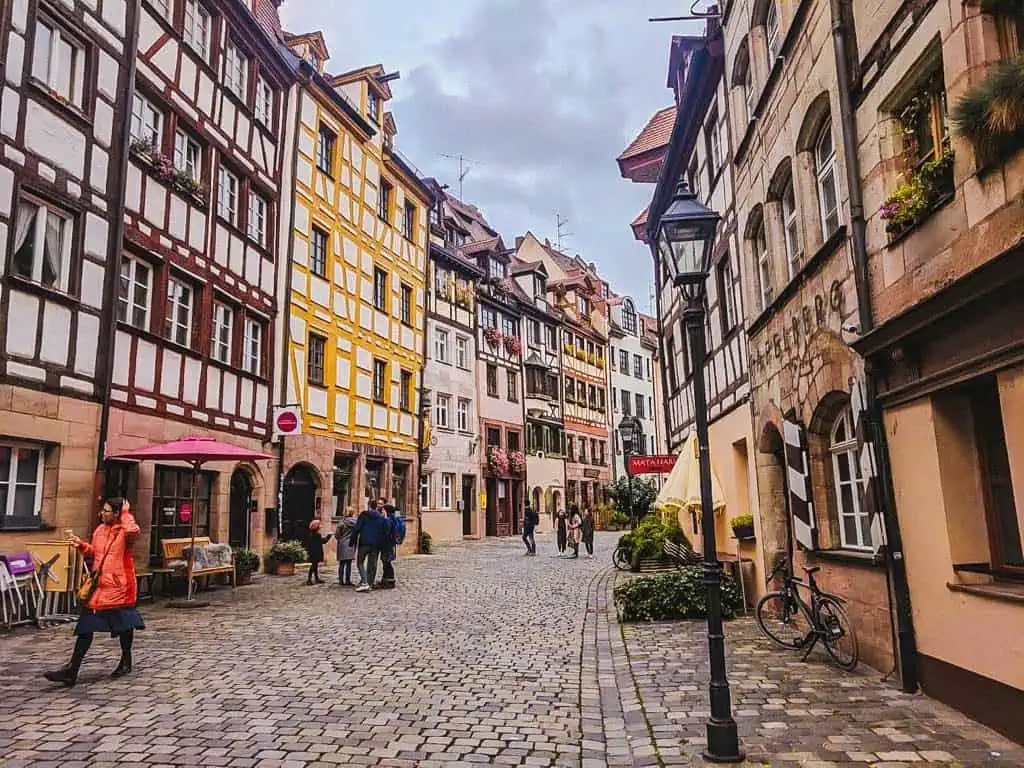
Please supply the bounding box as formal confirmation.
[551,490,561,522]
[282,464,318,542]
[757,422,791,579]
[532,487,542,515]
[228,468,253,548]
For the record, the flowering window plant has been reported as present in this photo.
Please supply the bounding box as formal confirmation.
[487,447,510,475]
[484,326,502,347]
[503,335,522,356]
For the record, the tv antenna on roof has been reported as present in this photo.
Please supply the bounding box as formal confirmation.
[439,153,482,199]
[555,212,573,250]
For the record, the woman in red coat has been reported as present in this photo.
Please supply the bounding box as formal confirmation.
[44,497,145,686]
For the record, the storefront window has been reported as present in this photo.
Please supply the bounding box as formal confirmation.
[333,455,354,517]
[393,462,410,512]
[365,460,384,506]
[151,468,213,561]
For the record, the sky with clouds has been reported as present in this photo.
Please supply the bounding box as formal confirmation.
[280,0,704,314]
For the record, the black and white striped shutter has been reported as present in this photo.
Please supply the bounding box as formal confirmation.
[782,419,816,551]
[850,376,886,554]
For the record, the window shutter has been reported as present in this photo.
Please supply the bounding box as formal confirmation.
[850,376,887,554]
[782,418,816,551]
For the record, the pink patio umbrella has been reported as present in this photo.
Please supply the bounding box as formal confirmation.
[112,437,273,604]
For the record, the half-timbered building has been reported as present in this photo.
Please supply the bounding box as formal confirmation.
[0,0,134,546]
[105,0,293,561]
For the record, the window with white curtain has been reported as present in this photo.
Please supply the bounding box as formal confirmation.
[165,277,194,347]
[830,406,871,550]
[0,443,45,528]
[211,302,233,363]
[117,255,151,329]
[11,199,72,293]
[32,19,85,108]
[816,122,842,238]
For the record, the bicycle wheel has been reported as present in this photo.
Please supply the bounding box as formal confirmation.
[756,591,812,649]
[612,547,631,571]
[818,596,858,671]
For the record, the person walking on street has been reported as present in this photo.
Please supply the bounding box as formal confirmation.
[567,505,583,559]
[581,507,596,558]
[522,504,538,555]
[556,509,568,557]
[380,504,406,589]
[44,498,145,686]
[306,520,332,585]
[335,509,358,586]
[352,499,389,592]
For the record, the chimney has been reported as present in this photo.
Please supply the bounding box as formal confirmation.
[544,238,550,247]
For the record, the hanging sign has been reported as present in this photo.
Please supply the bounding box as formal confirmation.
[628,455,678,475]
[273,406,302,440]
[179,502,192,523]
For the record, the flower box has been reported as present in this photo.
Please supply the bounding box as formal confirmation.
[504,335,522,356]
[484,326,502,347]
[880,149,954,240]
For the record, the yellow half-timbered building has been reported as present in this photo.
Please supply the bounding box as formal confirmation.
[277,34,432,546]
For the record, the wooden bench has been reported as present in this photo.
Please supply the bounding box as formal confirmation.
[160,537,235,590]
[663,540,703,567]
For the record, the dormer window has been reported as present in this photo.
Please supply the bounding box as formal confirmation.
[489,260,505,280]
[578,296,589,316]
[367,88,380,123]
[534,275,546,298]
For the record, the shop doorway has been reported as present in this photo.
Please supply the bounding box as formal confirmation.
[282,464,317,542]
[462,475,475,536]
[228,468,252,548]
[485,478,498,537]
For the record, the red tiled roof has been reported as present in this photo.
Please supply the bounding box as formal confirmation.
[617,106,675,161]
[631,206,650,243]
[252,0,283,43]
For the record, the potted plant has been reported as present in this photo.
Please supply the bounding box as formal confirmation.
[487,446,510,475]
[267,540,308,576]
[951,53,1024,169]
[509,450,526,474]
[563,342,574,356]
[484,326,503,348]
[730,514,755,541]
[503,335,522,356]
[233,548,260,585]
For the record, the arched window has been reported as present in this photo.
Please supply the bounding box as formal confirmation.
[815,122,841,238]
[732,40,755,123]
[765,1,781,66]
[782,178,801,277]
[829,406,871,550]
[622,299,637,335]
[751,217,772,310]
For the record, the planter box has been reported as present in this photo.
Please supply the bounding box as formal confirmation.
[236,572,254,586]
[732,524,755,540]
[271,561,295,576]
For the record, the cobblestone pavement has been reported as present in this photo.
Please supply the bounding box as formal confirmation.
[0,533,1020,768]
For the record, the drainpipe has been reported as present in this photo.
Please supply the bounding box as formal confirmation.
[829,0,918,694]
[94,0,142,501]
[414,239,433,554]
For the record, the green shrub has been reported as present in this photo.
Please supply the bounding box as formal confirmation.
[605,509,631,531]
[617,515,691,570]
[233,548,261,576]
[730,514,754,530]
[420,530,433,554]
[614,567,742,622]
[268,539,308,564]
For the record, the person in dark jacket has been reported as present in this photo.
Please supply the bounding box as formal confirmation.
[522,504,538,556]
[380,505,407,589]
[306,520,332,585]
[581,507,596,557]
[335,509,358,586]
[555,509,568,557]
[351,500,390,592]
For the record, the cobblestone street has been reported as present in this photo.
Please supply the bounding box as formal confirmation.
[1,533,1021,768]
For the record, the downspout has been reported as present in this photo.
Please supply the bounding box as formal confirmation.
[414,238,433,554]
[829,0,918,694]
[95,0,142,500]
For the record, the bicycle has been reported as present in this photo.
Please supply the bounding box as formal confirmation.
[755,561,859,671]
[612,545,632,571]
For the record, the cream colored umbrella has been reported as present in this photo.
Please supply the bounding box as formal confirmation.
[655,432,727,526]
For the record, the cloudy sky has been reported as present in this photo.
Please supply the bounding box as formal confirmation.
[280,0,703,314]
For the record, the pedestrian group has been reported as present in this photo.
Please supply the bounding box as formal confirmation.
[308,498,407,592]
[536,504,595,558]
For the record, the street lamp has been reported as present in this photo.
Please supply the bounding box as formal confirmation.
[617,415,642,528]
[656,180,744,763]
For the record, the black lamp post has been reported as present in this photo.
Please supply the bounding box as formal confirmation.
[617,415,642,528]
[656,180,744,763]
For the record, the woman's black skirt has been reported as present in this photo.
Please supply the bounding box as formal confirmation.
[74,607,145,636]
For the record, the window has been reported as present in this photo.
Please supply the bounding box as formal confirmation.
[507,432,520,453]
[899,71,949,173]
[486,364,498,397]
[579,438,588,464]
[622,301,637,335]
[12,199,73,292]
[706,108,721,175]
[815,123,841,239]
[647,359,652,380]
[507,370,519,403]
[150,0,172,20]
[621,389,632,416]
[435,329,449,363]
[400,284,412,325]
[457,398,471,432]
[633,354,643,379]
[830,406,871,551]
[173,131,202,182]
[224,40,248,100]
[372,359,387,404]
[743,58,756,121]
[164,277,193,347]
[667,338,679,392]
[440,473,455,509]
[435,394,451,428]
[755,221,772,310]
[378,180,392,221]
[499,316,515,340]
[117,255,151,329]
[307,333,326,385]
[373,268,388,311]
[211,302,233,363]
[782,180,801,276]
[130,91,162,144]
[567,437,575,462]
[489,259,505,280]
[486,427,501,448]
[248,191,268,246]
[0,443,45,528]
[636,393,645,419]
[183,0,211,60]
[565,377,575,403]
[765,1,781,66]
[688,157,702,201]
[254,76,273,126]
[419,475,429,509]
[578,295,589,316]
[403,202,416,240]
[619,350,629,372]
[597,387,606,412]
[456,336,468,369]
[217,166,239,225]
[32,19,86,108]
[718,257,738,332]
[546,325,557,349]
[588,385,597,409]
[316,124,335,175]
[367,88,380,122]
[400,370,412,412]
[996,10,1024,58]
[591,439,600,466]
[243,318,263,375]
[151,468,212,557]
[529,320,541,346]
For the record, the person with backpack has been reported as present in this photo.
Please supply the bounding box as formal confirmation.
[381,504,407,589]
[351,499,390,593]
[522,504,538,556]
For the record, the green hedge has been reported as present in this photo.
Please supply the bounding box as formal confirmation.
[617,515,691,571]
[613,566,742,622]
